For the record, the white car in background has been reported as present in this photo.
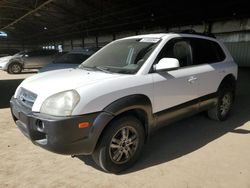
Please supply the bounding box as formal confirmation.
[0,55,13,69]
[0,49,58,74]
[10,32,237,173]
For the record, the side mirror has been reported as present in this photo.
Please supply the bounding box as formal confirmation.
[154,58,180,72]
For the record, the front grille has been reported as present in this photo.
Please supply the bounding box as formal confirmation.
[17,87,37,109]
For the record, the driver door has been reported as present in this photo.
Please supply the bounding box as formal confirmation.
[152,38,199,114]
[22,50,41,68]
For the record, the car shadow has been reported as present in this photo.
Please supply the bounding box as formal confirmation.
[20,70,38,74]
[77,68,250,174]
[0,79,24,109]
[19,72,37,74]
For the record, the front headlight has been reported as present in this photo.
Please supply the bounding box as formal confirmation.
[40,90,80,116]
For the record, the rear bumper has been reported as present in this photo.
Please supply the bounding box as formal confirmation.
[10,97,113,155]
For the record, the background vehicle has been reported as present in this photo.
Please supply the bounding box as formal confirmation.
[39,48,99,73]
[0,49,20,57]
[0,49,58,74]
[10,33,238,173]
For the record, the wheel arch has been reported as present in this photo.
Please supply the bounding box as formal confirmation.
[93,94,154,152]
[8,59,23,66]
[218,74,237,101]
[208,73,236,121]
[103,94,154,136]
[218,74,236,91]
[7,60,23,73]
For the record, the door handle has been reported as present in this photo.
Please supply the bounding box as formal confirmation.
[188,76,197,83]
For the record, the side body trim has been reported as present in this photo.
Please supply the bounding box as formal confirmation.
[102,93,217,136]
[154,92,218,130]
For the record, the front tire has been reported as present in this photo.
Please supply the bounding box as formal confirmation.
[92,116,145,173]
[8,62,22,74]
[208,84,234,121]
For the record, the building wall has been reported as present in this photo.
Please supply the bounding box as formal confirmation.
[167,19,250,67]
[24,18,250,67]
[224,42,250,67]
[0,40,36,51]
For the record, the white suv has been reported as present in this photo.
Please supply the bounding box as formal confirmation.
[10,33,238,173]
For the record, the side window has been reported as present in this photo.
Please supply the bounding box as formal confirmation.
[38,50,46,56]
[156,39,193,67]
[190,38,225,65]
[27,50,39,57]
[40,50,51,56]
[40,50,57,56]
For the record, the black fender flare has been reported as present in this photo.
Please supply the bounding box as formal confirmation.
[103,94,154,136]
[90,95,154,153]
[218,74,236,90]
[218,74,237,99]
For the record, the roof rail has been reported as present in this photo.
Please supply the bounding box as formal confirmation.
[178,29,216,38]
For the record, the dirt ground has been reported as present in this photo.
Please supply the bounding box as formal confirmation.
[0,69,249,188]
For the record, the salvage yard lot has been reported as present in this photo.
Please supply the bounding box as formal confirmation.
[0,69,249,188]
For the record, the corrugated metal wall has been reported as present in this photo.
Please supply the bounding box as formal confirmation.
[40,18,250,67]
[0,40,38,51]
[224,42,250,67]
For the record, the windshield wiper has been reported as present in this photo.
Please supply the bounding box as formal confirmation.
[80,65,94,71]
[95,66,111,73]
[80,65,111,73]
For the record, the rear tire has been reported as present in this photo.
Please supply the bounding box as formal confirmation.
[208,84,234,121]
[92,116,145,173]
[8,62,22,74]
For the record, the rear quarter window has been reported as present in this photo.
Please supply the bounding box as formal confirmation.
[191,38,225,65]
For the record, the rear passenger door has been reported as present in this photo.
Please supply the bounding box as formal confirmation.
[189,38,226,98]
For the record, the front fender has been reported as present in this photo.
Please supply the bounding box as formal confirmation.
[103,94,155,135]
[8,58,24,67]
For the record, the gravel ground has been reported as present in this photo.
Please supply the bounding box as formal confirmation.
[0,69,249,188]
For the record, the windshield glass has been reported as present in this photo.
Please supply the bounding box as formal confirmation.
[79,38,161,74]
[54,53,91,64]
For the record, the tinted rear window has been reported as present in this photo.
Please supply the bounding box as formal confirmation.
[191,38,225,65]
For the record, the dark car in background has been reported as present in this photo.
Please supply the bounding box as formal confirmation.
[0,49,20,57]
[38,48,99,73]
[0,49,58,74]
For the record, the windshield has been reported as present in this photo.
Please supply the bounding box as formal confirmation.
[54,53,91,64]
[79,38,161,74]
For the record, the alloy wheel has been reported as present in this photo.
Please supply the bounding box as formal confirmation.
[109,126,139,164]
[220,93,232,116]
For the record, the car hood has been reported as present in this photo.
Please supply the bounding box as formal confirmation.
[14,68,123,112]
[17,68,121,96]
[0,55,12,63]
[16,68,123,112]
